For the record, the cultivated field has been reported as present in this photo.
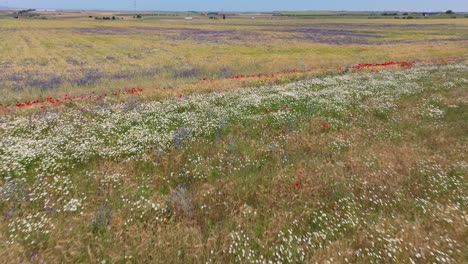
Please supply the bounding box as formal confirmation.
[0,12,467,263]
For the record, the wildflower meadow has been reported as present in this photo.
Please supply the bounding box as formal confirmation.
[0,9,467,264]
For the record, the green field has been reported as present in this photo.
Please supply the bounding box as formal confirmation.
[0,12,467,263]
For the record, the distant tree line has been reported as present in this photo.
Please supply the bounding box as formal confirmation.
[92,16,124,20]
[272,10,460,18]
[91,14,143,20]
[12,9,36,19]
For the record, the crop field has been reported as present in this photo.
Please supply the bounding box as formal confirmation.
[0,13,467,263]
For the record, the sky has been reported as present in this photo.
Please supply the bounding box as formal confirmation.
[2,0,467,12]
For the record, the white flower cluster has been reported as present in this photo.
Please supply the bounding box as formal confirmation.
[1,63,466,181]
[121,195,169,225]
[63,198,83,212]
[7,212,54,245]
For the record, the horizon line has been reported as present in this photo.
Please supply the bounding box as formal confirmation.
[2,7,467,13]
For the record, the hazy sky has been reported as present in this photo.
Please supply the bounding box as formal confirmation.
[3,0,467,12]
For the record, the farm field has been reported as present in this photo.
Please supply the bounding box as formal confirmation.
[0,12,467,263]
[0,15,467,103]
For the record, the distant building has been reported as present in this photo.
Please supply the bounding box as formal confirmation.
[184,17,193,20]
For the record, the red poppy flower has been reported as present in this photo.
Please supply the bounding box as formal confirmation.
[322,123,329,128]
[295,181,300,187]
